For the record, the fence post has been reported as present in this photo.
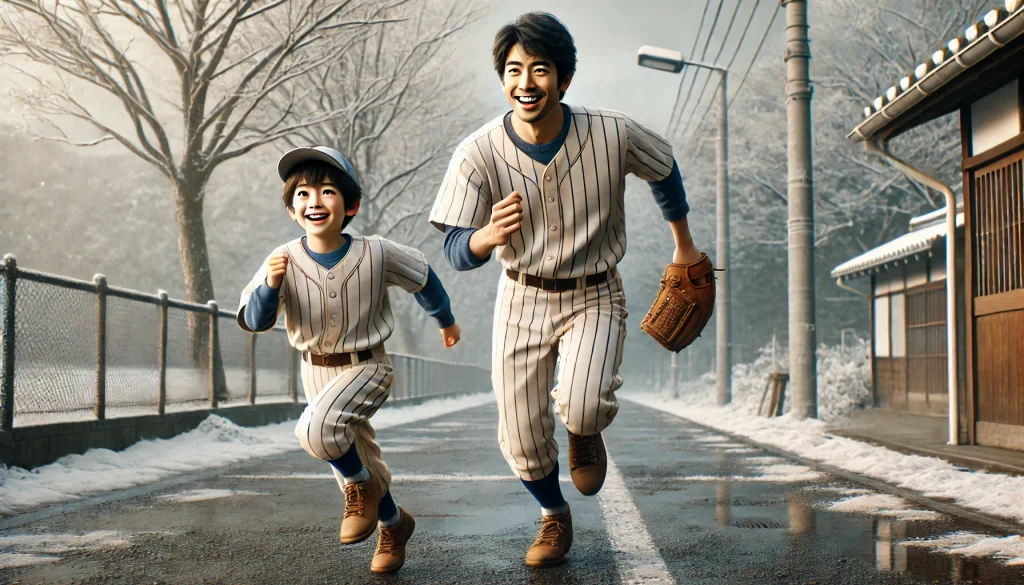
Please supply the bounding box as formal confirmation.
[208,301,219,410]
[288,348,298,402]
[1,254,17,432]
[94,274,107,421]
[248,334,256,405]
[157,290,168,415]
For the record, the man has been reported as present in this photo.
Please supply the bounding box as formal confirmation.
[429,12,704,567]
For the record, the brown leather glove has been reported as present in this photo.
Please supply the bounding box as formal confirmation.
[640,253,716,352]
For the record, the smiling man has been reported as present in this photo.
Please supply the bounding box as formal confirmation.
[429,12,705,567]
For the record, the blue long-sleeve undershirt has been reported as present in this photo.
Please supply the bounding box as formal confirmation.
[244,236,454,332]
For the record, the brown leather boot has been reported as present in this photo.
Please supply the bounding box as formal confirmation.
[371,507,416,573]
[339,477,383,544]
[568,430,607,496]
[525,505,573,567]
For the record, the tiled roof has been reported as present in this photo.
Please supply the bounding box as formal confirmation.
[848,0,1024,142]
[831,210,964,279]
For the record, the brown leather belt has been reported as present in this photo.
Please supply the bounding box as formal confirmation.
[505,269,609,292]
[303,348,375,368]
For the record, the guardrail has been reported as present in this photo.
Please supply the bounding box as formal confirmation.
[0,254,489,430]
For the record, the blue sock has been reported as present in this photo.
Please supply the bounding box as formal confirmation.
[328,447,366,479]
[521,464,566,512]
[378,490,399,526]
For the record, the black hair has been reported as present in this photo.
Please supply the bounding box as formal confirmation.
[282,160,361,229]
[492,12,577,99]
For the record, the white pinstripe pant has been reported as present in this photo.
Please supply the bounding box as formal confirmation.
[493,271,628,481]
[295,354,394,495]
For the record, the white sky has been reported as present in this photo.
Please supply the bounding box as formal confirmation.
[452,0,782,132]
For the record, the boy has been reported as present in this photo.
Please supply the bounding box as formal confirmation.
[237,146,461,573]
[430,13,704,567]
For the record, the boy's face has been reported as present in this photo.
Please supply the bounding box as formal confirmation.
[501,43,571,125]
[287,180,358,237]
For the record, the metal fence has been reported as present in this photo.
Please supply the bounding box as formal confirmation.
[0,254,490,430]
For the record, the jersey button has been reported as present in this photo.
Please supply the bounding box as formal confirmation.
[330,292,337,298]
[550,225,558,231]
[328,273,335,280]
[545,175,552,182]
[331,313,338,319]
[547,196,555,202]
[324,340,333,348]
[546,256,553,261]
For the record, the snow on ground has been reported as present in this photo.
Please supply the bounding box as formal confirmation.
[903,532,1024,566]
[156,489,267,503]
[0,392,492,516]
[627,390,1024,528]
[674,462,823,483]
[827,494,941,522]
[0,531,131,569]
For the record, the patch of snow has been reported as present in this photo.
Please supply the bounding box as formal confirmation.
[828,494,941,521]
[157,489,266,503]
[0,530,130,569]
[0,392,492,516]
[903,532,1024,566]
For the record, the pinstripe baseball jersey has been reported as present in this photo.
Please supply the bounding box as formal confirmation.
[429,104,675,279]
[236,235,429,353]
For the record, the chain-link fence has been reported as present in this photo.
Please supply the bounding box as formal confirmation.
[0,255,489,430]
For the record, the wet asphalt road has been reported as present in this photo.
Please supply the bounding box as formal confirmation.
[2,396,1023,585]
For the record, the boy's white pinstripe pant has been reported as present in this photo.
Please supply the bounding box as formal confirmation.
[492,270,628,482]
[295,354,394,495]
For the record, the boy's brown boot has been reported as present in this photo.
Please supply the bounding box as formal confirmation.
[568,430,607,496]
[339,477,383,544]
[371,507,416,573]
[525,505,573,567]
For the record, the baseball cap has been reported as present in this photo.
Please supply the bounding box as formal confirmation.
[277,146,359,187]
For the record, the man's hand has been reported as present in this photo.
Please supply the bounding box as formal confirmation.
[264,252,289,289]
[469,192,522,259]
[441,323,462,348]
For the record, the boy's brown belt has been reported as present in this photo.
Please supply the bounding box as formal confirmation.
[505,269,609,292]
[303,348,376,368]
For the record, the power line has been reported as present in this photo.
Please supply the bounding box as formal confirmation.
[726,1,781,110]
[678,0,756,138]
[670,0,726,137]
[666,0,712,133]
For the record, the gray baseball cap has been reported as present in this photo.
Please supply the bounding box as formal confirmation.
[277,146,359,187]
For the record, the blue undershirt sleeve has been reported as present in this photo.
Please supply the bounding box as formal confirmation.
[443,225,490,272]
[243,282,281,332]
[413,266,456,328]
[649,160,690,222]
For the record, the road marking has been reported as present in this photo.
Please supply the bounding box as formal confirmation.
[598,452,676,585]
[226,473,522,482]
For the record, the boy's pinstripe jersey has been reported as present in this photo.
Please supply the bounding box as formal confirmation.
[236,234,430,353]
[429,104,675,279]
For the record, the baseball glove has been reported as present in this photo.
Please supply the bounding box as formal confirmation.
[640,253,716,352]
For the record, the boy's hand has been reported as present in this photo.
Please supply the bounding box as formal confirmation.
[265,252,289,289]
[441,323,461,348]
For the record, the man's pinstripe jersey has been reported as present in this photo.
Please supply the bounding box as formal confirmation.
[429,104,675,279]
[236,234,430,352]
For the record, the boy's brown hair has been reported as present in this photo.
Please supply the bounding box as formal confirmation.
[282,160,362,229]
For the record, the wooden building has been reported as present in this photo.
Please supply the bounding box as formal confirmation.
[844,0,1024,450]
[833,208,968,420]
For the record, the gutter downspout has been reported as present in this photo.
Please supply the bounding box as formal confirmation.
[864,138,959,446]
[836,277,870,298]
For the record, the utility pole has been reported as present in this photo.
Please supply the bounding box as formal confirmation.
[715,72,731,407]
[784,0,817,419]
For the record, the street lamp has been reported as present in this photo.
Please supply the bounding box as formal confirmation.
[637,45,731,407]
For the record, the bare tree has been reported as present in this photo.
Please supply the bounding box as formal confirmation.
[0,0,400,307]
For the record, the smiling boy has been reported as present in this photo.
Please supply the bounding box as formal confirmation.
[429,13,704,567]
[238,146,461,573]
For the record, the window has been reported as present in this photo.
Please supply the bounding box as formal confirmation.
[874,296,890,357]
[890,293,906,358]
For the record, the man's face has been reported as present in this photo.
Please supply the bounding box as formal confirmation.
[287,180,357,237]
[502,43,571,125]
